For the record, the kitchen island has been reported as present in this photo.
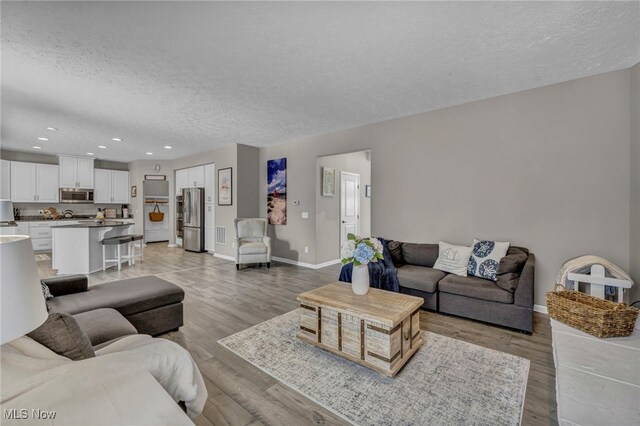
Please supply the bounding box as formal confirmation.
[52,221,133,275]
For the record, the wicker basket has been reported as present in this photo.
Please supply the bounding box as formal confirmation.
[546,284,639,338]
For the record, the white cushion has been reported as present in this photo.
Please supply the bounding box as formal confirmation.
[433,242,472,277]
[238,242,268,255]
[467,239,510,281]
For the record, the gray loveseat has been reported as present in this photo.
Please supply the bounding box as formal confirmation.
[42,275,185,339]
[388,242,535,333]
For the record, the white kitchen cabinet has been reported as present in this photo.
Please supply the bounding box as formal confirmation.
[1,159,10,200]
[175,168,189,194]
[188,166,205,188]
[94,169,111,203]
[204,163,214,204]
[204,203,215,252]
[111,170,129,203]
[10,162,59,203]
[0,226,17,235]
[94,169,130,204]
[29,221,57,252]
[59,155,94,189]
[36,164,59,202]
[10,162,36,202]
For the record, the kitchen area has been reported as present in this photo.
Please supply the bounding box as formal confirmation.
[1,152,219,274]
[0,153,136,273]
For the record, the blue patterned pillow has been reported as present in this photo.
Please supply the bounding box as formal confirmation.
[467,239,510,281]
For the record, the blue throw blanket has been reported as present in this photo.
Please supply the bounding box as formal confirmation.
[339,238,400,292]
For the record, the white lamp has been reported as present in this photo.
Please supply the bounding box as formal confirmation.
[0,235,48,344]
[0,199,15,225]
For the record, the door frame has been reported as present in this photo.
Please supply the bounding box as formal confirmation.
[340,171,360,248]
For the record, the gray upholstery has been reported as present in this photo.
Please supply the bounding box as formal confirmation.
[396,265,446,294]
[27,312,95,360]
[47,276,184,317]
[401,243,439,267]
[43,275,184,336]
[73,308,138,347]
[42,275,88,296]
[438,274,514,304]
[389,240,534,332]
[234,218,271,267]
[496,247,529,292]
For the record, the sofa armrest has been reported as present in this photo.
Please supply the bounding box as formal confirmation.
[41,275,88,296]
[234,239,241,263]
[514,253,535,308]
[263,236,272,259]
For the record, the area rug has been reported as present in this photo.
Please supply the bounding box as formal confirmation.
[218,310,530,426]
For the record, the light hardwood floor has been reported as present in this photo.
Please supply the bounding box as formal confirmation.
[37,243,558,425]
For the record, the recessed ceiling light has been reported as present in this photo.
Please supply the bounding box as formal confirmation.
[164,146,172,149]
[32,146,42,150]
[98,145,107,149]
[86,152,94,156]
[37,137,48,141]
[112,138,122,142]
[45,127,57,131]
[146,152,153,155]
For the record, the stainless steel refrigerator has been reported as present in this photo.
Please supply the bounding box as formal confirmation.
[183,187,205,252]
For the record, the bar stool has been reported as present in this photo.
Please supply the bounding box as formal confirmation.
[129,234,144,264]
[102,235,133,271]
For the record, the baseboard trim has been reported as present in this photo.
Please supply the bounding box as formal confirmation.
[271,256,341,270]
[167,243,178,248]
[534,304,548,314]
[213,253,235,262]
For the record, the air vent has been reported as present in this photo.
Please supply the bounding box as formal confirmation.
[215,226,227,245]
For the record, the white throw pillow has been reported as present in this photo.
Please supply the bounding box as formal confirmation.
[433,242,473,277]
[467,239,510,281]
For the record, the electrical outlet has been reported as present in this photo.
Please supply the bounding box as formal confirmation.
[231,242,235,248]
[304,246,309,254]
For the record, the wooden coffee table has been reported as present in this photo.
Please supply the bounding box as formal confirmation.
[297,282,424,377]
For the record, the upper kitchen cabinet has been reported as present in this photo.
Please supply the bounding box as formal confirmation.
[11,162,59,203]
[188,166,205,188]
[94,169,130,204]
[175,168,189,194]
[1,159,10,199]
[59,155,94,189]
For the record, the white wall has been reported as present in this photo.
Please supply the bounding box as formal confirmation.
[630,63,640,303]
[260,69,631,306]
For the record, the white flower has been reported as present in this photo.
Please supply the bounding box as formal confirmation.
[341,240,356,260]
[369,237,383,255]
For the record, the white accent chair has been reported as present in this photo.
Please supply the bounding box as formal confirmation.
[234,218,271,270]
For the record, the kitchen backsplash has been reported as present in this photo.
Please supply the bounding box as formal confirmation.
[14,203,131,218]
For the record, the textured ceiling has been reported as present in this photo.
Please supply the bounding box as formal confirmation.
[1,1,638,162]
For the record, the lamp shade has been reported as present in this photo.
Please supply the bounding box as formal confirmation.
[0,235,48,344]
[0,199,14,222]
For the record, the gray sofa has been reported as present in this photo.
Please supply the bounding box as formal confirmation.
[389,242,535,333]
[42,275,185,338]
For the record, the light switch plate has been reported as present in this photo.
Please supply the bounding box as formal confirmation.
[301,212,309,219]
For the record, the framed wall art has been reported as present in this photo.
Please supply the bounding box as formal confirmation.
[322,167,335,197]
[267,158,287,225]
[218,167,232,206]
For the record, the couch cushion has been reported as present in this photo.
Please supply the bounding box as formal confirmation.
[387,241,404,266]
[238,242,268,255]
[73,308,138,347]
[27,312,95,360]
[496,247,529,292]
[47,276,184,317]
[397,265,446,294]
[237,219,266,239]
[439,274,513,304]
[401,243,439,267]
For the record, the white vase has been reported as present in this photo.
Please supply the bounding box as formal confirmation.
[352,264,370,295]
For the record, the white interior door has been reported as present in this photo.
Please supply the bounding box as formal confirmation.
[340,172,360,247]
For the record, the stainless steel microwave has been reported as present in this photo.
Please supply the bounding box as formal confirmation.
[59,188,94,204]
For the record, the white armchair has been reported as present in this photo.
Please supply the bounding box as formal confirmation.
[234,218,271,270]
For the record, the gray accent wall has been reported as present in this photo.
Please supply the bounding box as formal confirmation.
[630,63,640,303]
[260,69,632,306]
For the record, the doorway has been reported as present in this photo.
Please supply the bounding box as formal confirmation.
[340,172,360,246]
[315,150,371,264]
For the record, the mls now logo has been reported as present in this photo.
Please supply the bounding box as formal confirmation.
[4,409,57,420]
